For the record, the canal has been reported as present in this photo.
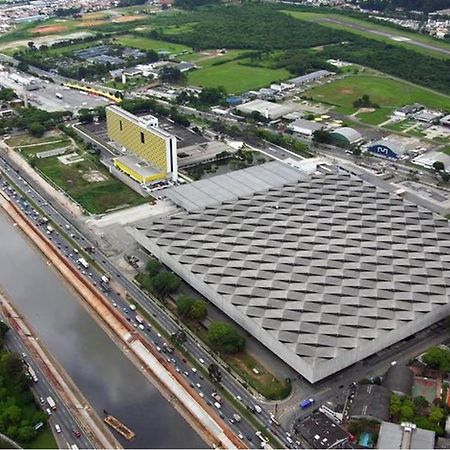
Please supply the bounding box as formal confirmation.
[0,211,206,449]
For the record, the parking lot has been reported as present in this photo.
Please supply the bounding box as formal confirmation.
[0,71,109,112]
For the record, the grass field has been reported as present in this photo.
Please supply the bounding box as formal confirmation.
[6,131,68,147]
[25,147,146,214]
[307,74,450,124]
[29,426,57,449]
[188,59,290,93]
[284,10,450,59]
[116,35,191,54]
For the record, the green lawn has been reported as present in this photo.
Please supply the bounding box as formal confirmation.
[116,35,191,54]
[188,59,290,94]
[28,426,57,449]
[34,152,147,214]
[284,10,450,59]
[357,107,395,125]
[441,147,450,155]
[307,74,450,124]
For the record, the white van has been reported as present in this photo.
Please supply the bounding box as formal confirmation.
[55,424,61,433]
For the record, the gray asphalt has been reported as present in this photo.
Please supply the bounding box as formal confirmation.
[322,18,450,57]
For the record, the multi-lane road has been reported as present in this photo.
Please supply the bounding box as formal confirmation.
[2,314,92,449]
[0,155,297,449]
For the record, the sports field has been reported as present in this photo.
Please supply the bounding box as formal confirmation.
[284,11,450,59]
[117,35,191,54]
[307,74,450,124]
[188,59,290,94]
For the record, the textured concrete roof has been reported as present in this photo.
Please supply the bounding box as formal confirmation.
[161,161,308,211]
[139,172,450,382]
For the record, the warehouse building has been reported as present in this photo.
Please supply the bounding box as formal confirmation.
[288,118,323,137]
[106,105,177,182]
[367,135,417,160]
[413,150,450,171]
[329,127,362,146]
[288,70,332,87]
[236,99,293,120]
[130,162,450,383]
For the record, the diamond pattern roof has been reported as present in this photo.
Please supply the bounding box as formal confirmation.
[142,173,450,382]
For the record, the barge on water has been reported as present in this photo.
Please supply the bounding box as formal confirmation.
[104,415,135,440]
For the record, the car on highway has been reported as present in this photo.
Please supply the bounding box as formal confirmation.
[72,429,81,438]
[55,424,61,433]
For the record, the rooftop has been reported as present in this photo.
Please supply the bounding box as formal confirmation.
[295,411,349,449]
[349,384,390,422]
[115,154,160,178]
[288,70,332,86]
[133,167,450,383]
[106,105,174,141]
[236,99,293,119]
[377,421,435,449]
[289,118,323,132]
[383,364,414,396]
[330,126,362,143]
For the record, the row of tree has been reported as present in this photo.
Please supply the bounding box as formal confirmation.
[141,259,246,354]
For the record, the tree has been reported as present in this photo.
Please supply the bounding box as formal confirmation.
[27,41,35,50]
[150,272,181,299]
[400,402,415,421]
[208,362,222,382]
[160,67,186,84]
[177,295,195,317]
[423,346,450,373]
[190,300,207,321]
[4,405,21,425]
[145,258,162,277]
[0,322,8,340]
[5,354,23,379]
[429,406,445,424]
[433,161,445,172]
[78,109,94,124]
[17,426,36,442]
[28,122,45,138]
[312,129,332,144]
[0,88,17,102]
[208,322,245,354]
[390,394,402,419]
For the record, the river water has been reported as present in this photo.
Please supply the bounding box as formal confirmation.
[0,211,206,449]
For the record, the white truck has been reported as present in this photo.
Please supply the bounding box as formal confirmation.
[135,315,144,324]
[46,225,54,234]
[46,396,56,410]
[77,257,89,269]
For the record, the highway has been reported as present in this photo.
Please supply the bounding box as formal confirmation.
[2,314,92,449]
[0,156,296,449]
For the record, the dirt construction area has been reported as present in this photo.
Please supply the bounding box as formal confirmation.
[32,25,69,34]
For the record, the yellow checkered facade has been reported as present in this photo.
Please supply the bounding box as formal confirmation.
[106,106,173,178]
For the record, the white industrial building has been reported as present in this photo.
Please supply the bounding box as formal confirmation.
[288,118,323,137]
[236,99,293,120]
[413,150,450,170]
